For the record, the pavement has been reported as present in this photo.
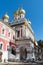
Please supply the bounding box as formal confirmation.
[0,61,43,65]
[0,62,37,65]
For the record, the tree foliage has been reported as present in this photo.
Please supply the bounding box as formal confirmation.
[38,40,43,47]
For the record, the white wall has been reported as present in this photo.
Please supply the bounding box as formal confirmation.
[2,51,8,62]
[25,26,34,41]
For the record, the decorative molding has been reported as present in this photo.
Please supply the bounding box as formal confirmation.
[0,34,10,42]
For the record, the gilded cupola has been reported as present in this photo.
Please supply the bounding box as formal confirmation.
[3,13,9,20]
[3,13,9,22]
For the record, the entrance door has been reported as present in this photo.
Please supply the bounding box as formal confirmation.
[20,47,27,61]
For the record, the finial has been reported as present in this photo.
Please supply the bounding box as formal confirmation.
[18,4,23,9]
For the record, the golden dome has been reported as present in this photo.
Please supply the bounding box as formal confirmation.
[19,8,26,14]
[14,10,19,17]
[14,8,25,17]
[3,13,9,19]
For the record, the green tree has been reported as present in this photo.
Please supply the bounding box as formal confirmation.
[38,40,43,48]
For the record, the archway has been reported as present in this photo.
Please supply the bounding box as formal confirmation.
[20,47,27,61]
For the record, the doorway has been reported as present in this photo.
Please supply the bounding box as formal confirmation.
[20,47,27,61]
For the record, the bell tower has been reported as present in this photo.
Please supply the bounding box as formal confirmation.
[12,8,26,39]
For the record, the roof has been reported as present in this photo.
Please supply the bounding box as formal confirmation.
[10,18,27,27]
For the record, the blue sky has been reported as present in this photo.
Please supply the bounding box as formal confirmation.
[0,0,43,40]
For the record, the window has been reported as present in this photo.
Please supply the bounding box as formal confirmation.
[0,44,2,50]
[8,32,10,37]
[17,31,20,37]
[2,26,6,35]
[13,35,15,39]
[2,28,5,34]
[21,29,22,37]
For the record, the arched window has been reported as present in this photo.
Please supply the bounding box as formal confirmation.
[17,31,20,37]
[2,26,6,35]
[0,43,3,50]
[2,28,5,34]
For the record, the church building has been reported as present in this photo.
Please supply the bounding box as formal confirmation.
[10,8,38,61]
[0,8,38,62]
